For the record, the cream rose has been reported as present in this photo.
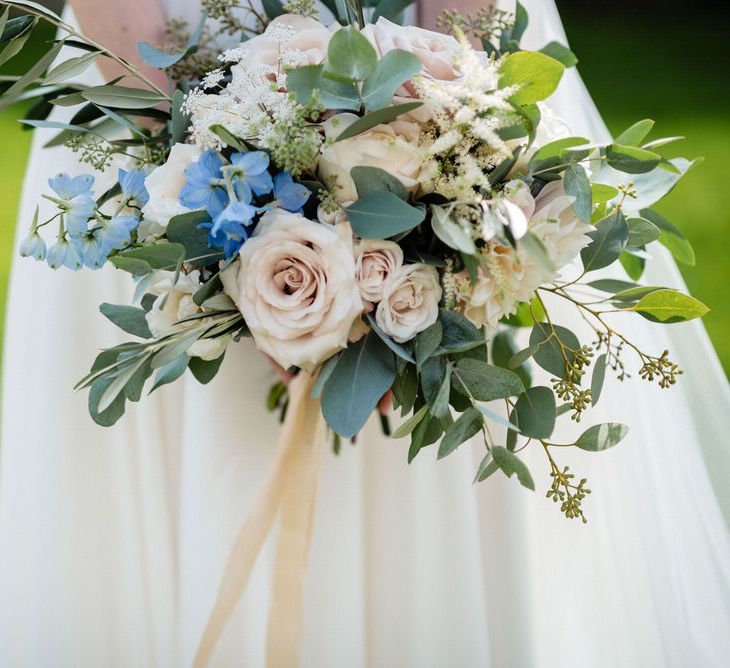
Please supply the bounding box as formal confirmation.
[142,143,202,230]
[362,17,463,97]
[319,115,425,203]
[231,14,332,82]
[355,239,404,304]
[375,264,441,343]
[146,270,231,361]
[220,209,363,371]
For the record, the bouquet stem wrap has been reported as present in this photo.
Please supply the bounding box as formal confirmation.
[193,372,326,668]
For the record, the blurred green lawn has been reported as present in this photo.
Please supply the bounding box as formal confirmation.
[1,12,728,373]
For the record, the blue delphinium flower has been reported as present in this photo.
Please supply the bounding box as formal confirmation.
[179,151,228,218]
[75,231,107,269]
[228,152,273,202]
[119,168,149,207]
[19,230,47,261]
[47,237,83,270]
[206,200,259,259]
[272,172,310,213]
[47,173,96,238]
[99,214,140,254]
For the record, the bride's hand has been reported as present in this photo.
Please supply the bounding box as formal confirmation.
[68,0,169,91]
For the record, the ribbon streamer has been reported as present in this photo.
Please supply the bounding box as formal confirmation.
[193,372,326,668]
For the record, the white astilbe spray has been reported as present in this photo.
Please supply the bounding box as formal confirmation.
[415,30,518,200]
[183,21,322,170]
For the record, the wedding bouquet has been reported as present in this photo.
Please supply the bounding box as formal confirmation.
[3,0,706,522]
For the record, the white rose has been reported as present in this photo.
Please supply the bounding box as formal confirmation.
[354,239,404,304]
[220,209,363,371]
[362,17,463,97]
[319,114,425,203]
[375,264,441,343]
[146,270,231,361]
[231,14,332,85]
[142,143,202,230]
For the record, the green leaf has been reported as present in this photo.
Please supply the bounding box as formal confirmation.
[172,89,189,144]
[392,404,429,439]
[351,166,407,200]
[167,210,223,262]
[43,51,99,86]
[81,85,168,109]
[262,0,286,20]
[539,41,578,67]
[420,356,446,405]
[392,362,418,415]
[372,0,414,22]
[574,423,629,451]
[591,183,619,203]
[150,354,190,392]
[0,17,36,67]
[529,322,579,378]
[640,208,695,266]
[528,136,590,174]
[513,386,556,439]
[123,358,153,401]
[615,119,654,146]
[151,330,201,369]
[113,243,186,272]
[89,375,127,427]
[327,25,377,80]
[365,313,415,364]
[408,413,443,463]
[475,404,520,433]
[99,303,152,339]
[0,14,31,43]
[619,250,645,281]
[97,357,148,413]
[590,353,607,407]
[521,230,556,273]
[438,407,483,459]
[5,1,61,20]
[430,205,476,255]
[588,279,638,294]
[286,64,360,111]
[335,101,422,142]
[564,164,592,222]
[415,321,443,367]
[3,40,63,100]
[361,49,421,111]
[492,330,532,386]
[434,309,484,355]
[321,331,396,437]
[474,452,499,483]
[430,366,452,419]
[188,352,225,384]
[453,359,523,402]
[626,217,661,247]
[492,446,535,490]
[498,50,564,106]
[630,289,709,323]
[346,192,425,238]
[507,345,538,370]
[580,210,628,272]
[606,144,661,174]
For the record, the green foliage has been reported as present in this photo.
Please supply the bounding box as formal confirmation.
[346,192,425,238]
[99,303,152,339]
[630,289,709,323]
[581,210,628,272]
[360,49,421,111]
[321,331,396,438]
[574,423,629,452]
[325,25,377,81]
[513,386,556,439]
[498,50,565,106]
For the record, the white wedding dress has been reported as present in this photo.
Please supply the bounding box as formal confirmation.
[2,1,730,666]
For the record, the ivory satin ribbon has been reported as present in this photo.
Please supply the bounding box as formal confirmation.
[193,372,327,668]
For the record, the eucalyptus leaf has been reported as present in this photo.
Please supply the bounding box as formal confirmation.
[438,407,483,459]
[430,205,476,254]
[434,309,484,355]
[113,243,186,271]
[327,25,377,80]
[430,366,452,419]
[564,164,592,222]
[321,331,396,438]
[606,143,661,174]
[44,51,99,86]
[580,210,628,272]
[539,41,578,67]
[346,192,425,238]
[286,64,360,110]
[629,289,709,323]
[150,330,200,369]
[529,321,579,379]
[89,375,127,427]
[641,208,695,266]
[615,119,655,146]
[366,314,415,364]
[361,49,421,111]
[474,453,498,483]
[591,353,607,407]
[498,50,564,106]
[626,217,661,247]
[574,423,629,451]
[351,166,407,200]
[513,386,556,439]
[99,303,152,339]
[188,352,226,384]
[415,321,443,367]
[335,101,422,142]
[492,446,535,490]
[453,358,523,402]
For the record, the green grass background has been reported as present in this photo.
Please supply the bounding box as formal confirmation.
[1,8,728,373]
